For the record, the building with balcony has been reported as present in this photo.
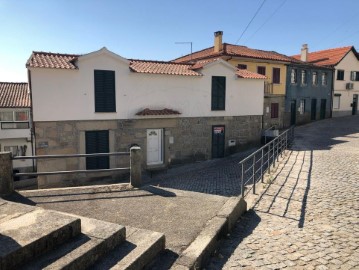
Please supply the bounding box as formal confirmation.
[0,82,33,171]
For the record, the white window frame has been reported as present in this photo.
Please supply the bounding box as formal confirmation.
[333,95,340,109]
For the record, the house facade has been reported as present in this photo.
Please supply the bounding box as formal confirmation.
[0,82,33,172]
[293,46,359,117]
[27,48,265,187]
[173,31,294,129]
[285,45,334,125]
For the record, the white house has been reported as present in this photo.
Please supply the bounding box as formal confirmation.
[0,82,33,172]
[27,48,266,187]
[293,46,359,117]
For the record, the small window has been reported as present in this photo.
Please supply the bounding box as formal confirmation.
[211,76,226,111]
[272,68,280,84]
[322,73,328,86]
[291,69,297,84]
[257,66,266,75]
[237,64,247,70]
[4,146,19,157]
[299,99,306,115]
[0,112,14,121]
[271,103,279,118]
[350,71,359,81]
[312,71,318,85]
[337,70,345,80]
[333,95,340,109]
[94,70,116,112]
[301,70,307,85]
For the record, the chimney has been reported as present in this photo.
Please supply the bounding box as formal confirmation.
[301,44,308,62]
[214,31,223,53]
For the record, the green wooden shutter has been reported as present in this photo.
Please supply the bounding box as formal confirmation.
[94,70,116,112]
[211,76,226,110]
[85,130,109,170]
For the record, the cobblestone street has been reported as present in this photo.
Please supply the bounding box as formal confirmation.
[207,116,359,270]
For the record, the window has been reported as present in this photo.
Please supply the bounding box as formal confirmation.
[333,95,340,109]
[94,70,116,112]
[0,112,14,121]
[322,73,328,86]
[312,71,318,85]
[350,71,359,81]
[211,76,226,111]
[301,70,307,85]
[4,146,19,157]
[85,130,110,170]
[299,99,306,115]
[337,70,344,80]
[291,68,297,84]
[271,103,279,118]
[237,64,247,70]
[257,66,266,75]
[272,68,280,84]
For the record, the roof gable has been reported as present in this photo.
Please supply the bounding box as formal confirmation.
[0,82,30,108]
[78,47,129,65]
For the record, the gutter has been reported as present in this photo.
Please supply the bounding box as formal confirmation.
[27,69,36,171]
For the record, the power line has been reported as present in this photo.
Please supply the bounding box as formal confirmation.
[243,0,287,44]
[235,0,267,44]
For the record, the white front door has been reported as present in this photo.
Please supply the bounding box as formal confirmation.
[146,129,163,165]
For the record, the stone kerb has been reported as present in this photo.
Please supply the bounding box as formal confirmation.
[0,152,14,195]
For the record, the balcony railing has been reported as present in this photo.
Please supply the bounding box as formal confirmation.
[264,82,273,94]
[1,121,30,129]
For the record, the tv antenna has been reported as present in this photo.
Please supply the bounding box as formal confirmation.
[175,42,193,60]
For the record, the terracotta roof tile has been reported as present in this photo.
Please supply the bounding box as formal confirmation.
[0,82,30,108]
[173,43,292,63]
[292,46,354,66]
[136,108,181,116]
[27,51,80,69]
[236,69,267,79]
[129,60,201,76]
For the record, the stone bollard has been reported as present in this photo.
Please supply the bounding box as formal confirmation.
[0,152,14,195]
[130,146,142,187]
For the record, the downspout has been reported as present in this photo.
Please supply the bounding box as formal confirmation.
[27,69,35,171]
[330,67,335,118]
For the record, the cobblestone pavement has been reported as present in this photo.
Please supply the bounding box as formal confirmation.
[207,116,359,270]
[143,148,257,197]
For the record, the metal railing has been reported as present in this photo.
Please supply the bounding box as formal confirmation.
[264,82,273,94]
[12,152,130,177]
[239,126,294,197]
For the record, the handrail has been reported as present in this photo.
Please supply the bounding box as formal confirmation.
[239,126,294,197]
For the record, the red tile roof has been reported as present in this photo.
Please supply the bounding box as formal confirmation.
[129,60,201,76]
[173,43,292,63]
[236,69,267,79]
[0,82,30,108]
[27,51,80,69]
[292,46,354,66]
[136,108,181,116]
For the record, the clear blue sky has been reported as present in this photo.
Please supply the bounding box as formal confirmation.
[1,0,359,82]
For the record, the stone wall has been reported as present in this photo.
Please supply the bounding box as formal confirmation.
[262,95,285,129]
[34,115,262,187]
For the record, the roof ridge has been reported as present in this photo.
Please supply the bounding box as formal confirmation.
[32,51,81,57]
[129,59,194,65]
[172,45,217,61]
[0,82,28,84]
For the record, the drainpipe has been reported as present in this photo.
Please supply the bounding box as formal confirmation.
[329,67,335,118]
[27,69,35,171]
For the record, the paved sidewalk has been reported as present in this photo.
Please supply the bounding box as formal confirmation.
[208,116,359,269]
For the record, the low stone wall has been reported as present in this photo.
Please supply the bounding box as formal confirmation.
[34,115,262,187]
[263,95,285,129]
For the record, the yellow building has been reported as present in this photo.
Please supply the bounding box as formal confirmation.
[174,31,292,129]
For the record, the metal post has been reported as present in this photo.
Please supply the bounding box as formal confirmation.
[241,163,244,197]
[0,152,14,195]
[130,146,142,187]
[252,155,256,194]
[267,144,270,174]
[276,137,279,162]
[261,148,264,183]
[273,139,276,168]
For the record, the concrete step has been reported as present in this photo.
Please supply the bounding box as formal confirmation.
[0,202,81,270]
[91,226,165,270]
[20,214,126,270]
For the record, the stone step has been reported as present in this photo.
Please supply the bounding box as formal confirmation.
[91,226,165,270]
[0,203,81,270]
[20,214,126,270]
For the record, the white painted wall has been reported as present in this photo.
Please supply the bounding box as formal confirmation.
[29,50,264,122]
[0,138,33,169]
[333,50,359,115]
